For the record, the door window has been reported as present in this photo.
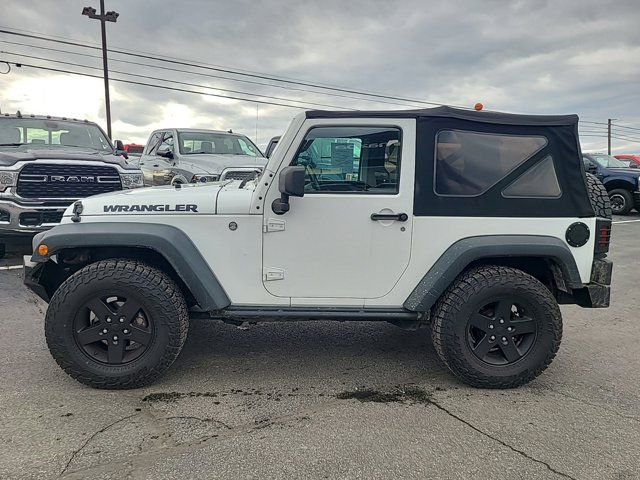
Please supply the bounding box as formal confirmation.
[157,132,174,156]
[291,126,401,193]
[145,133,162,155]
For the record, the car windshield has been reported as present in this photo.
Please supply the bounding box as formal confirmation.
[0,118,113,152]
[591,154,629,168]
[178,131,263,157]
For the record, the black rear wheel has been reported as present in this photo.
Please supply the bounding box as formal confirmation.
[45,259,189,389]
[608,189,633,215]
[431,266,562,388]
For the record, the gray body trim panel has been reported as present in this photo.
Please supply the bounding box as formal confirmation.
[404,235,582,312]
[31,222,230,310]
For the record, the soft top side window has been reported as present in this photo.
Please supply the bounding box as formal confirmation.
[434,130,547,196]
[291,126,402,194]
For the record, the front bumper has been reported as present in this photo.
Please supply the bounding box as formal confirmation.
[0,198,67,237]
[23,255,50,302]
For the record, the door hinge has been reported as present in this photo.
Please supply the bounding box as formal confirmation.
[263,218,286,233]
[263,267,285,281]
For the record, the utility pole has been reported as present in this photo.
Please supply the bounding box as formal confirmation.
[607,118,612,155]
[82,1,119,139]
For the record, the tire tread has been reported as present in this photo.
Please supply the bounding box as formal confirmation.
[45,259,188,389]
[431,265,562,389]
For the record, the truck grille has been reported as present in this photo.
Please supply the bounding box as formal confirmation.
[221,169,261,181]
[17,164,122,199]
[19,211,64,227]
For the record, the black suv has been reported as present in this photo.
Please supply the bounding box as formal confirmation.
[582,153,640,215]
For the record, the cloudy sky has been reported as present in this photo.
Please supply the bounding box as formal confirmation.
[0,0,639,152]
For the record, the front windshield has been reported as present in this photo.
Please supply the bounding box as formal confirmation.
[591,154,629,168]
[0,118,113,152]
[178,131,263,157]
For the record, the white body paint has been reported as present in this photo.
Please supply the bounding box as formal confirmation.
[64,114,595,308]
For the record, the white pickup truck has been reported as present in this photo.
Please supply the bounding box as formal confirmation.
[24,106,612,390]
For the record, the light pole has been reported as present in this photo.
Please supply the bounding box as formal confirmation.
[606,118,617,155]
[82,1,119,139]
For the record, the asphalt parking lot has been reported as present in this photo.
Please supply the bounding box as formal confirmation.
[1,216,639,480]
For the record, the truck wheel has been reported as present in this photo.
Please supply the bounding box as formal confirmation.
[585,173,612,219]
[608,189,633,215]
[431,266,562,389]
[45,259,189,389]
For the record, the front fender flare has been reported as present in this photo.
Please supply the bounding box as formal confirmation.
[31,222,230,310]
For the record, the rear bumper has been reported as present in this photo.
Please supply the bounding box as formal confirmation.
[573,258,613,308]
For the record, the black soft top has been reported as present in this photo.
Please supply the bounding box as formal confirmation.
[308,105,592,218]
[306,106,579,127]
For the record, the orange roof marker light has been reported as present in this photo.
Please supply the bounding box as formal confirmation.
[38,244,48,256]
[474,102,484,111]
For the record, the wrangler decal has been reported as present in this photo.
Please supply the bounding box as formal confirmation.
[103,204,199,213]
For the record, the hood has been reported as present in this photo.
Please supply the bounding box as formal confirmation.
[0,147,139,170]
[64,180,256,219]
[178,153,267,174]
[606,168,640,176]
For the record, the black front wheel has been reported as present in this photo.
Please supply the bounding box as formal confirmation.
[608,189,633,215]
[45,259,189,389]
[431,266,562,388]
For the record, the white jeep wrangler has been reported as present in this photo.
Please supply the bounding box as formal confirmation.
[24,106,613,389]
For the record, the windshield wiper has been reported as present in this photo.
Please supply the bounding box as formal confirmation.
[0,143,25,146]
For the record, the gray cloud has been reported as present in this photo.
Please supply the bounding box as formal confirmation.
[0,0,638,151]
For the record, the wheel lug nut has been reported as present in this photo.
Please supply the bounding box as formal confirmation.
[499,318,504,324]
[119,317,125,323]
[488,324,494,329]
[106,318,112,323]
[507,327,513,332]
[501,336,507,342]
[123,329,129,334]
[490,335,496,341]
[113,335,119,341]
[102,328,108,334]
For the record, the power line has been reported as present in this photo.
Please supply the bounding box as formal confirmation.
[0,50,353,110]
[580,120,609,126]
[3,60,318,110]
[0,24,417,94]
[0,39,427,109]
[612,123,640,133]
[611,134,640,143]
[0,28,457,109]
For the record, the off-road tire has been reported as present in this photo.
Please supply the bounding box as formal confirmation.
[585,173,612,219]
[431,266,562,389]
[45,259,189,389]
[608,188,633,215]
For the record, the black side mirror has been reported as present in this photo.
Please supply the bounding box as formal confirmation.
[629,163,639,169]
[113,140,128,159]
[272,166,305,215]
[158,149,174,160]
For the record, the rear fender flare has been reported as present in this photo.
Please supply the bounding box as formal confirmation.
[403,235,582,312]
